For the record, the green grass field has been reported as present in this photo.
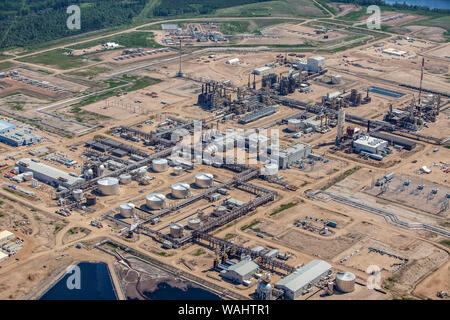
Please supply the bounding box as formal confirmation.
[67,66,111,78]
[219,19,295,34]
[214,0,325,18]
[68,31,162,50]
[16,49,89,70]
[0,61,13,71]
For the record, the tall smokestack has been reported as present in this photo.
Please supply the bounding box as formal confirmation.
[418,57,424,107]
[367,120,370,133]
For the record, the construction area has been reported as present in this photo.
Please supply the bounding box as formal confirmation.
[0,15,448,302]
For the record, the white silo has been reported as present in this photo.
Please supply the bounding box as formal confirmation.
[335,272,355,293]
[97,177,119,195]
[171,182,190,199]
[146,193,166,209]
[288,119,301,132]
[195,172,214,188]
[73,189,83,201]
[257,273,273,300]
[120,203,135,218]
[173,166,183,176]
[188,218,201,229]
[170,223,184,238]
[152,158,169,172]
[96,164,106,177]
[85,169,94,179]
[119,174,132,185]
[23,172,33,181]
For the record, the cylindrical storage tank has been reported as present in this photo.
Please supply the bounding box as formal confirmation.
[86,169,94,178]
[170,223,183,238]
[73,189,83,201]
[152,158,168,172]
[213,206,227,217]
[288,119,301,132]
[146,193,166,210]
[171,182,190,199]
[188,218,201,230]
[97,177,119,196]
[195,173,214,188]
[119,203,134,218]
[86,194,97,206]
[335,272,355,293]
[119,174,132,185]
[173,166,183,176]
[23,172,33,181]
[263,163,278,176]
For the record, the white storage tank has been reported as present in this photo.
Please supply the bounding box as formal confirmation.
[23,172,34,181]
[120,203,135,218]
[195,172,214,188]
[188,218,201,229]
[213,206,227,217]
[152,158,169,172]
[288,119,301,132]
[335,272,355,293]
[170,223,184,238]
[97,177,119,196]
[73,189,83,201]
[119,174,132,185]
[171,182,190,199]
[146,193,166,210]
[173,166,183,176]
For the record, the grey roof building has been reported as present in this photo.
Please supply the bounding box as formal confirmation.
[275,260,332,299]
[16,158,85,188]
[221,259,259,284]
[0,120,42,147]
[276,142,312,169]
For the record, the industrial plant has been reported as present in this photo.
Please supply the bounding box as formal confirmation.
[0,3,448,303]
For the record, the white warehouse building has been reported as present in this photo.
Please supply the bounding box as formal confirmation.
[276,142,312,169]
[16,158,85,188]
[253,66,271,75]
[353,135,388,154]
[226,58,240,65]
[221,259,259,284]
[307,56,326,73]
[0,230,14,244]
[275,260,332,300]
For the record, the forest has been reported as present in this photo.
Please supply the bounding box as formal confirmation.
[0,0,149,49]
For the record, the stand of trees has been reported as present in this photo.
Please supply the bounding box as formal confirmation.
[0,0,148,49]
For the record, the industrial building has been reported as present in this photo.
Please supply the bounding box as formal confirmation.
[221,258,259,284]
[0,120,42,147]
[353,135,388,154]
[16,158,85,188]
[161,24,179,30]
[253,66,271,75]
[238,106,278,124]
[0,230,14,244]
[306,56,325,73]
[382,48,407,57]
[275,260,332,299]
[277,142,312,169]
[368,131,416,150]
[226,58,240,65]
[0,251,8,263]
